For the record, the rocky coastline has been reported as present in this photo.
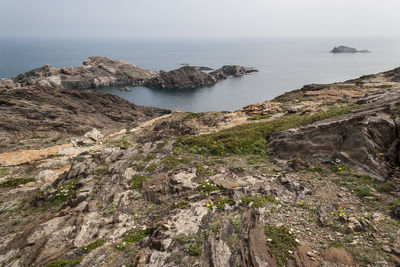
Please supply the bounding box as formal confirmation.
[3,56,257,91]
[1,62,400,266]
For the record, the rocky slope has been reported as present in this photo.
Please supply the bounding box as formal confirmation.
[0,66,400,267]
[0,86,170,153]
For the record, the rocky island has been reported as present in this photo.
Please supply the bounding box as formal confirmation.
[1,62,400,266]
[331,46,371,53]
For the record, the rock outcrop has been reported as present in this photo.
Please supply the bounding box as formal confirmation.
[331,46,370,53]
[144,66,218,89]
[267,98,400,180]
[144,65,258,89]
[11,56,158,90]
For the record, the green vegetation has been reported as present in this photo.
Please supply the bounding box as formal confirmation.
[176,106,356,156]
[187,242,202,256]
[307,165,323,172]
[247,114,272,121]
[354,186,374,199]
[331,164,352,174]
[50,178,80,206]
[146,164,157,172]
[264,225,297,267]
[123,229,148,244]
[195,164,215,176]
[114,138,130,149]
[0,177,35,188]
[128,175,151,189]
[213,198,235,210]
[45,259,81,267]
[11,220,21,226]
[184,112,201,120]
[197,180,220,194]
[175,201,189,209]
[173,234,205,257]
[162,155,192,170]
[81,239,105,252]
[103,202,118,216]
[380,84,393,88]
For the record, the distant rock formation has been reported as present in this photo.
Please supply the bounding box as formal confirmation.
[331,46,370,53]
[12,56,158,90]
[144,65,258,89]
[8,57,257,90]
[144,66,218,89]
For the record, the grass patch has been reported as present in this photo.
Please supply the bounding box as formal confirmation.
[187,243,202,256]
[175,201,189,209]
[213,198,236,210]
[128,175,151,189]
[114,138,130,149]
[123,229,148,244]
[146,164,157,172]
[380,84,393,88]
[184,112,201,120]
[162,155,192,170]
[331,164,351,174]
[50,178,80,206]
[354,186,374,199]
[176,106,356,156]
[173,234,204,257]
[197,180,220,194]
[264,225,297,267]
[0,177,35,188]
[81,239,105,253]
[195,164,215,176]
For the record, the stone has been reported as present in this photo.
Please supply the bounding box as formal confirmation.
[84,128,104,142]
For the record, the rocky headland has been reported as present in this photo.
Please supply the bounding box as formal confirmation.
[4,56,257,91]
[331,46,371,53]
[1,62,400,266]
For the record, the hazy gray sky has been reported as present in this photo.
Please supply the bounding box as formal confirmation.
[2,0,399,38]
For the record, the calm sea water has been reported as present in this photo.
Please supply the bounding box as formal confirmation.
[1,37,400,112]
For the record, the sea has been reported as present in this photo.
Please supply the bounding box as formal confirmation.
[1,37,400,112]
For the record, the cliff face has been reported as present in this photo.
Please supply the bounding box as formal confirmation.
[1,64,400,267]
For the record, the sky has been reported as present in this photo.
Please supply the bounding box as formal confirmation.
[1,0,400,39]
